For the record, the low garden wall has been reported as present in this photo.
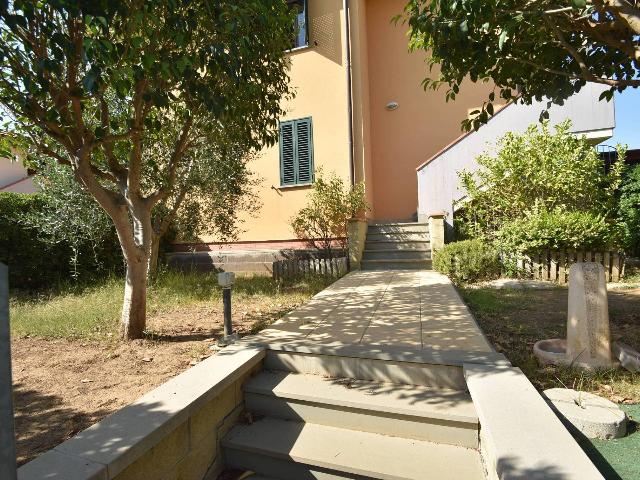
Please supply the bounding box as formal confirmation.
[18,345,265,480]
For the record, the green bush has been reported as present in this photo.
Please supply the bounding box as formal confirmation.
[457,120,625,239]
[618,164,640,256]
[0,192,122,290]
[291,169,369,257]
[433,239,501,285]
[494,209,623,254]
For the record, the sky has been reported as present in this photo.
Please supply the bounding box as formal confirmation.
[602,88,640,150]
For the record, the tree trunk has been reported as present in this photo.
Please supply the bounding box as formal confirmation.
[107,198,154,341]
[120,254,148,339]
[148,233,161,278]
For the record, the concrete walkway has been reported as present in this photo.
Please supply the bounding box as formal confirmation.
[258,270,493,352]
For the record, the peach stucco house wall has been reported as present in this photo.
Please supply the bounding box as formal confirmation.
[184,0,492,250]
[0,156,37,194]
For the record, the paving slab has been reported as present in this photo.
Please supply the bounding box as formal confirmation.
[255,270,492,353]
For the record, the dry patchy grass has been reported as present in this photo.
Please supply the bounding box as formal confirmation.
[460,286,640,403]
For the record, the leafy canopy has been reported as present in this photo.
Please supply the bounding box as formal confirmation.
[458,120,626,239]
[401,0,640,130]
[0,0,292,152]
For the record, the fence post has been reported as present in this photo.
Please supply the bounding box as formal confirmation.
[0,263,17,480]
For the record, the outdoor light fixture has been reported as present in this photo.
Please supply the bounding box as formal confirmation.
[386,101,399,111]
[217,272,239,345]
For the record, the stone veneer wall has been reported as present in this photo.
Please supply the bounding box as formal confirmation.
[18,345,265,480]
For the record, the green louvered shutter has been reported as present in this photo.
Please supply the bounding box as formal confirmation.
[295,118,313,184]
[279,120,296,185]
[279,117,314,186]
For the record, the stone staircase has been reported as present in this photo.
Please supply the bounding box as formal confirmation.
[221,349,485,479]
[361,222,431,270]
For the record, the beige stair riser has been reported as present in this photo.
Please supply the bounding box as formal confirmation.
[364,241,430,251]
[245,393,479,448]
[366,233,427,242]
[368,224,428,234]
[362,250,432,261]
[264,351,466,390]
[224,449,369,480]
[361,260,432,271]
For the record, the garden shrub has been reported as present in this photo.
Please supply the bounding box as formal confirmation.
[0,192,122,290]
[618,164,640,257]
[291,169,369,258]
[494,209,623,254]
[457,120,625,240]
[433,239,501,285]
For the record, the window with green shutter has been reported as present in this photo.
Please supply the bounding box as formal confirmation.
[279,117,314,187]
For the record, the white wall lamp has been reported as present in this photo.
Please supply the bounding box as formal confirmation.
[386,101,399,111]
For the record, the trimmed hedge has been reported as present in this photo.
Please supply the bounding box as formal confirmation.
[0,192,122,290]
[433,239,501,285]
[494,209,623,254]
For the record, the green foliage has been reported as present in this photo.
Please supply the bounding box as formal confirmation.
[458,121,625,244]
[618,164,640,256]
[494,209,623,254]
[399,0,640,130]
[169,147,261,243]
[0,1,293,151]
[291,170,369,257]
[27,161,121,279]
[0,192,121,290]
[432,239,501,285]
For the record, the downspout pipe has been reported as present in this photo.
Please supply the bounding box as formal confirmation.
[343,0,355,186]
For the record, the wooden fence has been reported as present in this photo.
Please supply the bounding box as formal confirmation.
[506,249,625,284]
[272,256,348,282]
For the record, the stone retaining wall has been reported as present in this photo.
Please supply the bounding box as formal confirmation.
[18,345,265,480]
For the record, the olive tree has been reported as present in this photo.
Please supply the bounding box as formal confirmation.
[401,0,640,130]
[0,0,293,338]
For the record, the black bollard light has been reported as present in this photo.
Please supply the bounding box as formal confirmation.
[217,272,238,346]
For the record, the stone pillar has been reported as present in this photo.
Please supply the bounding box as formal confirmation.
[566,262,613,369]
[428,212,446,254]
[347,219,368,270]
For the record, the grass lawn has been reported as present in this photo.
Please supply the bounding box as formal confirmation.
[10,270,334,465]
[459,284,640,480]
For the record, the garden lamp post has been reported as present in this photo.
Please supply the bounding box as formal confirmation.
[217,272,238,346]
[0,263,17,480]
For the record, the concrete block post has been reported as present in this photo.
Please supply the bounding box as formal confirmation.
[347,219,368,270]
[0,263,17,480]
[567,262,613,369]
[428,212,446,254]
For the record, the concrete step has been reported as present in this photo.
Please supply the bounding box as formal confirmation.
[367,223,428,235]
[364,240,430,251]
[263,345,472,390]
[244,371,478,448]
[365,232,428,242]
[361,259,432,270]
[362,250,431,261]
[222,418,485,480]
